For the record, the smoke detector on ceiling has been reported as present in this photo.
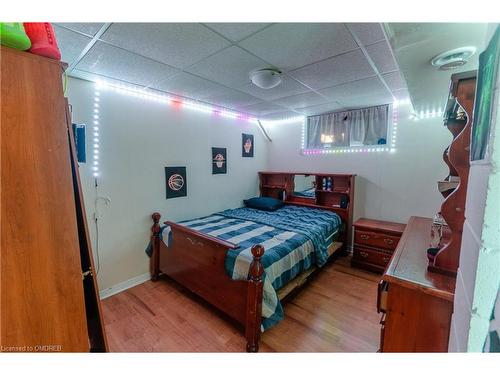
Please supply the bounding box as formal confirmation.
[431,47,476,70]
[249,68,282,89]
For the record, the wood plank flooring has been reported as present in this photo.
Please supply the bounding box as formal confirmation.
[101,256,381,352]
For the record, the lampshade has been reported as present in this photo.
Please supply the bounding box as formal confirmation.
[249,68,282,89]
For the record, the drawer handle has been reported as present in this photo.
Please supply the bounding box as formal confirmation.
[360,234,370,240]
[360,251,369,258]
[384,238,394,245]
[383,256,390,263]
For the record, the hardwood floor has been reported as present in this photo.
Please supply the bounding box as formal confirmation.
[101,256,381,352]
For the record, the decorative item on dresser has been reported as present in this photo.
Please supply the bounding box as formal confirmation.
[427,71,477,275]
[1,45,107,352]
[377,217,455,352]
[351,218,406,273]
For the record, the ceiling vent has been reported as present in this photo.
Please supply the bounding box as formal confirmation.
[431,47,476,70]
[249,68,282,89]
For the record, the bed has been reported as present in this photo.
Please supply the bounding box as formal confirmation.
[148,173,354,352]
[148,204,343,352]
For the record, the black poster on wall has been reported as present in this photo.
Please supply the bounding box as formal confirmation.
[165,166,187,199]
[242,133,254,157]
[212,147,227,174]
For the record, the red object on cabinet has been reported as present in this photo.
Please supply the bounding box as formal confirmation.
[23,23,61,60]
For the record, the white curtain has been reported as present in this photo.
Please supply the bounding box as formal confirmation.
[307,104,389,148]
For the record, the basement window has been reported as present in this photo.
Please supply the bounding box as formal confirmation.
[306,104,390,150]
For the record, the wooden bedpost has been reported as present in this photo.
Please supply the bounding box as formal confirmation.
[150,212,161,281]
[245,244,265,353]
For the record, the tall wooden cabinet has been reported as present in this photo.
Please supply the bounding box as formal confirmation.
[1,46,107,352]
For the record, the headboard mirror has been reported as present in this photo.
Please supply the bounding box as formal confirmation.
[292,174,316,200]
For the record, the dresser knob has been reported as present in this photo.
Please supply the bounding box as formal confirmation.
[360,251,369,258]
[384,238,394,245]
[360,234,370,240]
[383,256,390,263]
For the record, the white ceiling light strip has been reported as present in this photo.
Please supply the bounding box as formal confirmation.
[95,80,257,123]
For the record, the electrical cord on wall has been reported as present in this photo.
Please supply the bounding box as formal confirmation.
[94,178,101,275]
[93,178,111,276]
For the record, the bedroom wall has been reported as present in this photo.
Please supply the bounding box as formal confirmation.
[263,103,451,226]
[66,77,269,294]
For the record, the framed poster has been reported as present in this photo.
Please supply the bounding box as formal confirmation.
[212,147,227,174]
[165,166,187,199]
[242,133,254,157]
[471,26,499,161]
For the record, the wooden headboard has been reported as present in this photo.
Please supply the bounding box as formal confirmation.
[258,171,356,250]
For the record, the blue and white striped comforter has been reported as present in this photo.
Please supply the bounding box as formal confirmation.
[159,205,342,331]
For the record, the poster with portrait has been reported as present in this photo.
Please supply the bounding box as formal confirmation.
[165,166,187,199]
[471,26,499,161]
[242,133,254,157]
[212,147,227,174]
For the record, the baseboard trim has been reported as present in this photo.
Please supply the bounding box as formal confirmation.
[99,272,151,300]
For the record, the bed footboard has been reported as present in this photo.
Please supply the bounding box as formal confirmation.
[150,212,264,352]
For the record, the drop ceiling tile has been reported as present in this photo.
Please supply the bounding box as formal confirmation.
[100,23,230,68]
[55,23,105,37]
[318,76,390,101]
[204,89,262,109]
[151,72,230,100]
[204,23,271,42]
[382,71,407,91]
[76,42,179,87]
[347,23,386,46]
[186,46,268,89]
[259,110,303,121]
[295,101,344,116]
[392,88,411,100]
[337,93,394,109]
[290,49,376,90]
[53,25,92,65]
[239,101,289,116]
[70,69,146,90]
[239,23,358,71]
[273,91,329,110]
[365,40,398,74]
[237,76,311,101]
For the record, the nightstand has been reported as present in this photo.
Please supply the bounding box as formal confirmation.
[351,218,406,273]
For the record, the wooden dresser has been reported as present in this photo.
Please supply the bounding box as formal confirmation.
[1,46,107,351]
[377,216,456,352]
[352,218,406,273]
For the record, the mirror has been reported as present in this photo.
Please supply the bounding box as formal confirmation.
[292,174,316,200]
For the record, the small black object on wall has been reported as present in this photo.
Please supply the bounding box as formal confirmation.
[72,123,86,163]
[165,166,187,199]
[212,147,227,174]
[242,133,254,157]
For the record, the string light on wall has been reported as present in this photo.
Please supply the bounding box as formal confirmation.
[92,88,101,179]
[95,80,257,123]
[409,108,444,121]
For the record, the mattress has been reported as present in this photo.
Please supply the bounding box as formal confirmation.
[159,204,342,331]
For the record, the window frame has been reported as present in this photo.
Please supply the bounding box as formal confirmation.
[301,103,398,155]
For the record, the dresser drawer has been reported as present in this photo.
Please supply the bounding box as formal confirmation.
[354,229,400,251]
[353,246,392,268]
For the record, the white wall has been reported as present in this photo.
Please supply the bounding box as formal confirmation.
[66,77,269,292]
[264,103,451,225]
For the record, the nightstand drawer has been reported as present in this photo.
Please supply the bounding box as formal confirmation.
[353,246,392,268]
[354,230,400,251]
